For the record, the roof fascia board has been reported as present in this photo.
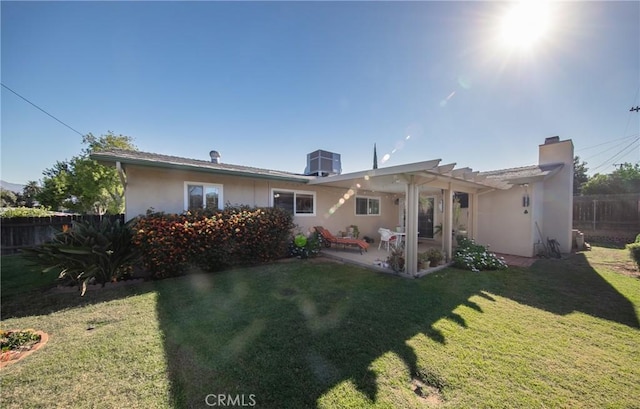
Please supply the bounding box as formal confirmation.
[92,154,312,184]
[308,159,442,185]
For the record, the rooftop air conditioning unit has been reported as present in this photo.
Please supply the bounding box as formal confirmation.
[304,149,341,176]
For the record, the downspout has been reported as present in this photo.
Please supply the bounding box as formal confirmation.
[116,161,127,219]
[116,161,127,188]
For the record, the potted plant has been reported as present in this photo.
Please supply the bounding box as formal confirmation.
[425,247,443,267]
[386,246,405,273]
[348,225,360,239]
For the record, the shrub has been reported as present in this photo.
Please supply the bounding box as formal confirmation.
[0,207,52,218]
[132,206,295,277]
[635,233,640,243]
[131,211,192,278]
[289,231,322,259]
[387,246,405,273]
[23,218,139,295]
[626,242,640,270]
[1,329,41,352]
[453,237,507,272]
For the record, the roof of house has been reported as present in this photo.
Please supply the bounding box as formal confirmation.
[90,149,315,183]
[480,163,564,184]
[92,149,564,192]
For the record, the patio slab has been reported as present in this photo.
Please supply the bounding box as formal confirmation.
[317,240,448,278]
[317,242,538,275]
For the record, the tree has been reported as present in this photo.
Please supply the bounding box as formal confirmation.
[37,161,73,211]
[573,156,589,194]
[581,163,640,195]
[36,132,136,214]
[1,188,17,207]
[22,181,42,208]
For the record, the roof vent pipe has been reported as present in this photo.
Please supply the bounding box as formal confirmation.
[209,150,221,164]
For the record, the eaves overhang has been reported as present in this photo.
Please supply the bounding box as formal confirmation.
[90,150,314,184]
[308,159,512,193]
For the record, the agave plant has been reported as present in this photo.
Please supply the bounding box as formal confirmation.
[24,218,139,295]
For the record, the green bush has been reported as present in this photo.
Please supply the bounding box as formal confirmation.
[626,242,640,270]
[0,207,52,218]
[288,231,322,259]
[453,237,507,272]
[635,233,640,243]
[24,218,139,294]
[132,206,295,277]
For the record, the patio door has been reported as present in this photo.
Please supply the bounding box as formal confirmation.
[418,197,434,238]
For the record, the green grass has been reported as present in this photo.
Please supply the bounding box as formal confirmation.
[0,254,60,298]
[1,248,639,408]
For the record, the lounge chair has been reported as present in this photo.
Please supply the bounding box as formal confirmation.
[314,226,369,254]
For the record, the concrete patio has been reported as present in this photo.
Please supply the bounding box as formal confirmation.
[317,238,450,278]
[316,238,537,277]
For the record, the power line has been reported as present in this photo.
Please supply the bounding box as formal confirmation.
[1,82,85,137]
[576,133,639,152]
[590,137,640,172]
[582,134,639,162]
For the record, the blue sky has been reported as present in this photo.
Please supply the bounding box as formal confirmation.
[2,1,639,185]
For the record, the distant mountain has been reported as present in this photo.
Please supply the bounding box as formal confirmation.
[1,180,25,193]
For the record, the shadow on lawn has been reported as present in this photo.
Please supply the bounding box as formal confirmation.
[495,253,639,329]
[1,280,158,319]
[154,254,639,408]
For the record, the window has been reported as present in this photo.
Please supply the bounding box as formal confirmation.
[272,189,315,216]
[355,196,380,216]
[184,182,223,211]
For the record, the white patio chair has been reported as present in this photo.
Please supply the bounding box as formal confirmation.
[378,228,398,251]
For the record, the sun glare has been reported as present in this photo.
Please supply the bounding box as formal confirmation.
[499,1,552,50]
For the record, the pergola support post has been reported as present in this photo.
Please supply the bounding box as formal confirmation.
[405,177,419,276]
[442,186,454,261]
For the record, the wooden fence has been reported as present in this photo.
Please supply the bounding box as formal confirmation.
[1,214,125,255]
[573,194,640,242]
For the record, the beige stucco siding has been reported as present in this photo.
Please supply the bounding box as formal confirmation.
[123,164,398,241]
[539,140,574,253]
[477,186,534,257]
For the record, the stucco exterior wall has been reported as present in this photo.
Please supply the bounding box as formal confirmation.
[531,182,545,254]
[477,186,534,257]
[539,140,574,253]
[123,165,398,241]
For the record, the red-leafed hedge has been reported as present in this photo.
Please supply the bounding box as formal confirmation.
[132,206,294,278]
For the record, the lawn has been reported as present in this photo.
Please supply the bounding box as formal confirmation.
[1,247,639,408]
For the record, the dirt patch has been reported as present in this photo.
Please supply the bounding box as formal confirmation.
[592,260,639,278]
[411,376,444,405]
[584,247,640,278]
[0,330,49,368]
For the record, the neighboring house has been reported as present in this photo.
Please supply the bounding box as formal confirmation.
[91,136,573,275]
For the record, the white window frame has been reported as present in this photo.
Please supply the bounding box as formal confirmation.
[184,182,224,211]
[271,188,316,216]
[355,195,381,216]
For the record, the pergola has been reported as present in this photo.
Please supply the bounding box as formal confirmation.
[307,159,512,276]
